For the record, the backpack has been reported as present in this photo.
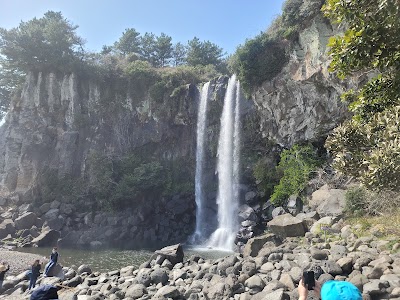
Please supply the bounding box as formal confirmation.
[30,284,59,300]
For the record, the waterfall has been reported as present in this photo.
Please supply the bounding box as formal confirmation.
[207,75,241,251]
[191,82,210,243]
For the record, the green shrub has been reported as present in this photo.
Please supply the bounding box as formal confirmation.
[124,60,158,82]
[229,34,287,94]
[229,0,325,94]
[89,151,194,210]
[253,158,282,199]
[270,144,322,206]
[345,186,367,215]
[35,168,86,205]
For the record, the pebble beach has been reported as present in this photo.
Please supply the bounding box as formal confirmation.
[0,249,44,276]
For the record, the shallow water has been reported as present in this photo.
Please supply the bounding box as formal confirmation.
[19,246,233,273]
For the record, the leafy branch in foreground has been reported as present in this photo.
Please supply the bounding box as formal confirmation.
[323,0,400,191]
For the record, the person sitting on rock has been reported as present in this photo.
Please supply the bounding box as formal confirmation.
[299,279,362,300]
[0,261,10,290]
[44,247,59,277]
[28,260,41,290]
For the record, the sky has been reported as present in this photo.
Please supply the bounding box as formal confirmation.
[0,0,286,55]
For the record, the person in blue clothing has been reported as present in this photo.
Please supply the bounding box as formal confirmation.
[28,260,41,290]
[44,247,58,276]
[299,278,362,300]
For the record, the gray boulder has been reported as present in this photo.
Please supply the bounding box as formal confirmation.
[136,268,152,286]
[44,208,59,220]
[18,204,33,214]
[125,284,147,299]
[154,285,181,299]
[0,219,15,238]
[150,267,168,285]
[363,280,390,295]
[238,205,257,222]
[272,207,286,218]
[0,197,7,206]
[245,191,257,204]
[267,214,306,237]
[77,264,92,275]
[309,185,346,217]
[243,233,282,257]
[44,216,64,231]
[64,275,82,287]
[14,212,38,230]
[39,203,51,215]
[153,243,184,265]
[265,289,290,300]
[47,263,64,278]
[31,229,60,247]
[245,275,265,291]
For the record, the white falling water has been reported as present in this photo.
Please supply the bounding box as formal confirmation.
[233,82,241,207]
[207,75,241,251]
[192,82,210,243]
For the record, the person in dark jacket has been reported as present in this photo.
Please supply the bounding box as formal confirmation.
[28,260,41,290]
[44,247,58,276]
[0,262,10,290]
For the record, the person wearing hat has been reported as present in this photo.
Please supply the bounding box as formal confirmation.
[299,278,362,300]
[0,262,10,290]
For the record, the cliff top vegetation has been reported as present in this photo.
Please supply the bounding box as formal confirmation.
[228,0,325,95]
[0,11,227,120]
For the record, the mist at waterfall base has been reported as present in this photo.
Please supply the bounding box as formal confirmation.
[190,75,241,252]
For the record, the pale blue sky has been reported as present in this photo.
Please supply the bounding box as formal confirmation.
[0,0,286,55]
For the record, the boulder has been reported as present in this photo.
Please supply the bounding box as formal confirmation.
[18,204,33,214]
[238,205,257,222]
[44,216,65,231]
[0,219,16,238]
[310,216,334,235]
[125,284,147,299]
[14,212,38,230]
[31,229,60,247]
[309,185,346,217]
[265,288,290,300]
[47,263,64,278]
[0,197,7,206]
[44,208,59,220]
[243,233,282,257]
[64,275,82,287]
[272,207,286,218]
[154,285,181,299]
[150,267,168,285]
[245,191,257,204]
[287,195,303,215]
[267,214,306,237]
[153,243,184,265]
[77,264,92,275]
[39,203,51,215]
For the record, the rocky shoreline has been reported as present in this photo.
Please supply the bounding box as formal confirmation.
[1,219,400,300]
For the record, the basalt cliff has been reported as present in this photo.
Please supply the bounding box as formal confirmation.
[0,10,353,247]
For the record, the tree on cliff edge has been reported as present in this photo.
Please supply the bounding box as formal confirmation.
[324,0,400,191]
[0,11,84,119]
[0,11,84,72]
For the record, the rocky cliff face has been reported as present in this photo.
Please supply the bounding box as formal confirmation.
[0,12,359,248]
[253,14,353,147]
[0,73,230,198]
[0,72,232,247]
